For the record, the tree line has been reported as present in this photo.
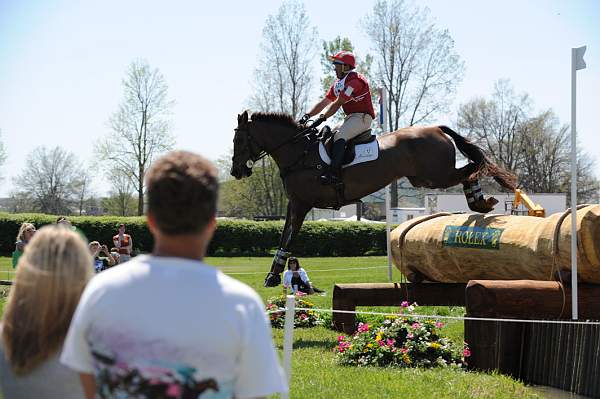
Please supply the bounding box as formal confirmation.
[1,60,175,216]
[1,0,598,217]
[217,0,598,218]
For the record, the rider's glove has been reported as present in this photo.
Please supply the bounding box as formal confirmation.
[299,113,310,125]
[310,114,326,129]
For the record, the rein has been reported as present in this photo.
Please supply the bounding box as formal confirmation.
[235,124,316,167]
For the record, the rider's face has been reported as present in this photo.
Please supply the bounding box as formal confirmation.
[333,63,345,79]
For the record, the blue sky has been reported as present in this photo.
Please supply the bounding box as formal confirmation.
[0,0,598,197]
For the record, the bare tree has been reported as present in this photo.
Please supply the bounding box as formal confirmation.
[101,169,137,216]
[228,0,317,218]
[98,59,175,216]
[249,0,317,118]
[363,0,465,206]
[74,171,94,215]
[458,84,599,201]
[458,79,531,173]
[13,146,86,214]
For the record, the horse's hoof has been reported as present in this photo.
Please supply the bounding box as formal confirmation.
[264,272,281,287]
[486,197,499,207]
[470,197,497,213]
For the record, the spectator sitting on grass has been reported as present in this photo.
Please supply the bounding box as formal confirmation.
[0,226,94,399]
[283,257,324,295]
[12,223,35,268]
[61,150,287,399]
[89,241,116,272]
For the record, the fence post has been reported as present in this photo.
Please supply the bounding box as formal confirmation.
[282,295,296,399]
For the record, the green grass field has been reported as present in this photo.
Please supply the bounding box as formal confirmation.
[0,256,542,398]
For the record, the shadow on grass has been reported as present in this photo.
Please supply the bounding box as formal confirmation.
[293,338,336,351]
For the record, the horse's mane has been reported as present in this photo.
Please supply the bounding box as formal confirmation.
[251,112,300,130]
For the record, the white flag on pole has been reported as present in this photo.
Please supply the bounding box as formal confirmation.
[575,46,587,70]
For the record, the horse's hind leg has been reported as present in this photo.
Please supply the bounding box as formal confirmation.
[449,164,499,213]
[462,180,498,213]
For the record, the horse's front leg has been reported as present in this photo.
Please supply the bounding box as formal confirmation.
[264,201,311,287]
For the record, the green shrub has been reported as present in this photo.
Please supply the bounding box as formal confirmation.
[0,213,389,256]
[0,213,150,254]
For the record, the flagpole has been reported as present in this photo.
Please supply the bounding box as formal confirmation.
[570,45,586,320]
[379,88,393,282]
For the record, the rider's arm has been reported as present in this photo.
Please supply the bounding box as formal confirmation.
[321,97,345,120]
[306,98,332,117]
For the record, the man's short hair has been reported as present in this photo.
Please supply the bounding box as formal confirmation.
[146,151,218,235]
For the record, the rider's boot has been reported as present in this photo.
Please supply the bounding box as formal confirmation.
[320,139,346,185]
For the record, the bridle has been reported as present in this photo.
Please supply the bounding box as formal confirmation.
[234,122,317,169]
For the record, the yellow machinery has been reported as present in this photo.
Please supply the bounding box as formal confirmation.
[512,189,545,217]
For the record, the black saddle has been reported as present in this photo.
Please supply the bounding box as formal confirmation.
[322,129,375,164]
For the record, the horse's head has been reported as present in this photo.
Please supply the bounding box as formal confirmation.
[231,110,257,179]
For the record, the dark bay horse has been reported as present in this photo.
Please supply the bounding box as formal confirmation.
[231,110,516,287]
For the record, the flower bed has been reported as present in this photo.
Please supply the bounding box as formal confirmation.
[336,302,470,368]
[266,293,320,328]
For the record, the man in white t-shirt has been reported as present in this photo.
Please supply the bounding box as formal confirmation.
[61,151,287,399]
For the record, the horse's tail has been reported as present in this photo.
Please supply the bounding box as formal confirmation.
[439,125,517,190]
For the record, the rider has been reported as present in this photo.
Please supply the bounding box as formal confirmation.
[299,51,375,185]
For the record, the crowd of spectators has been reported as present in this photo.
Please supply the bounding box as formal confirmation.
[0,150,287,398]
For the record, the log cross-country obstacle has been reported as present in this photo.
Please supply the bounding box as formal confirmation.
[332,283,466,333]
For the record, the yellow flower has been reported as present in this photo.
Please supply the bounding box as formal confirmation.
[367,343,374,348]
[402,354,412,364]
[375,333,383,341]
[429,342,442,350]
[349,345,353,350]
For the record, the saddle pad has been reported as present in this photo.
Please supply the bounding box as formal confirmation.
[318,140,379,169]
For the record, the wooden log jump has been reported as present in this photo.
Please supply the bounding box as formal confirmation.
[332,282,466,333]
[465,280,600,397]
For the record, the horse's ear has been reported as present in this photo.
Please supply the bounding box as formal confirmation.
[238,110,249,126]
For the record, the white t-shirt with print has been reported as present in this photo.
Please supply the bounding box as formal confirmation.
[61,255,287,399]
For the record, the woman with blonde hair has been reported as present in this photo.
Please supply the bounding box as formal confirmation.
[0,226,94,398]
[11,222,35,268]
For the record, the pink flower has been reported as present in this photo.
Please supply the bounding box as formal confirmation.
[166,384,181,397]
[391,347,397,353]
[386,338,395,346]
[338,335,346,342]
[357,323,370,333]
[400,347,409,354]
[411,322,421,329]
[296,291,306,297]
[435,321,444,329]
[407,333,414,339]
[378,340,386,346]
[401,301,410,308]
[300,314,308,320]
[463,348,471,357]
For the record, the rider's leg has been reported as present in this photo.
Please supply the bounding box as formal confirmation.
[320,113,373,185]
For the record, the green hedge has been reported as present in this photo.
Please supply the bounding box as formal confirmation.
[0,213,389,256]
